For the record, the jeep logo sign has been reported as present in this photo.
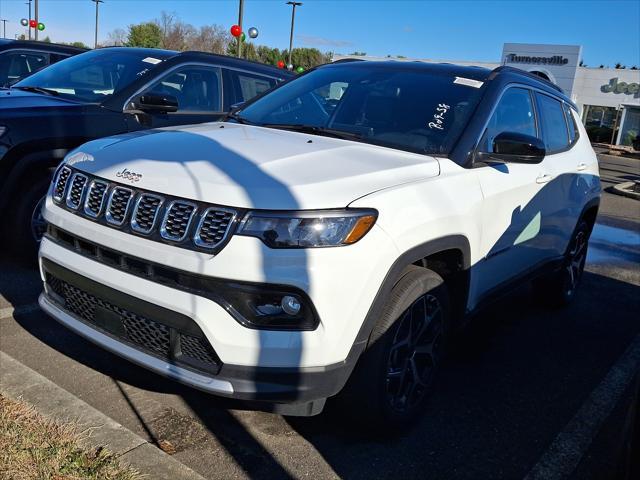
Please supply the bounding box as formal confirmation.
[506,54,569,65]
[601,78,640,98]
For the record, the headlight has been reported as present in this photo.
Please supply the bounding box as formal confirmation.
[238,209,377,248]
[0,126,7,137]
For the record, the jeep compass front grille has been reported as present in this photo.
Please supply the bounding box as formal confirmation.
[51,166,239,254]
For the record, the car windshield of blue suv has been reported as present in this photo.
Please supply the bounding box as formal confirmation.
[13,48,171,103]
[234,64,486,155]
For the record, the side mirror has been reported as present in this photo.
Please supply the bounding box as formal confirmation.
[478,132,546,164]
[137,93,179,113]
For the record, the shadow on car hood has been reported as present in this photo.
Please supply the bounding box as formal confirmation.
[69,123,441,210]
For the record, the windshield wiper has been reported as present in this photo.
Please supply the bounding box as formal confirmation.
[259,124,364,141]
[13,86,60,96]
[224,111,254,125]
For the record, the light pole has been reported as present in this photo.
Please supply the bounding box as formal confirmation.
[1,20,7,39]
[236,0,244,58]
[286,1,302,69]
[91,0,103,48]
[25,0,32,40]
[33,0,38,41]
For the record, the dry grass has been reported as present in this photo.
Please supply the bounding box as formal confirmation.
[0,394,142,480]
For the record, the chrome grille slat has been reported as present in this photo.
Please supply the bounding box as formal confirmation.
[105,187,134,226]
[161,201,197,242]
[194,208,237,249]
[83,180,109,218]
[52,167,237,253]
[53,166,72,202]
[65,173,88,210]
[131,194,164,234]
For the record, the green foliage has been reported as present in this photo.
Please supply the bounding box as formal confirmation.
[126,22,163,48]
[69,42,90,49]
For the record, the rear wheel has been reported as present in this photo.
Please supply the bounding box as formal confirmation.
[534,220,590,307]
[337,266,449,430]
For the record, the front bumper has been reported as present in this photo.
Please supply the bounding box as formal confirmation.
[39,256,358,412]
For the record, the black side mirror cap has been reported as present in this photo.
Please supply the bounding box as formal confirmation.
[477,132,546,164]
[137,93,179,113]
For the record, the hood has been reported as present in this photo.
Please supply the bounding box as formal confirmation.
[69,123,441,210]
[0,88,83,113]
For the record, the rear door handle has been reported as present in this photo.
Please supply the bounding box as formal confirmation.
[577,163,587,171]
[536,174,553,184]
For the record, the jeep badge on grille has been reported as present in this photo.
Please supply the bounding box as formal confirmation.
[116,168,142,183]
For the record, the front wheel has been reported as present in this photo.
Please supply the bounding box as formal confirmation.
[337,266,450,430]
[9,176,52,261]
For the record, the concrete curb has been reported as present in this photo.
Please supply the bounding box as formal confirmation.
[611,182,640,201]
[0,350,206,480]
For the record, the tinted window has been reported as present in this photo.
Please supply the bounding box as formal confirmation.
[563,103,579,145]
[536,93,569,152]
[479,87,536,152]
[147,67,222,112]
[15,49,171,102]
[229,70,277,103]
[0,51,49,87]
[237,65,486,155]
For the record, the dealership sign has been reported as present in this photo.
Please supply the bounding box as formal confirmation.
[506,53,569,65]
[601,78,640,98]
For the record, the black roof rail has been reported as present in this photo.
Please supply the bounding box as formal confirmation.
[493,65,565,93]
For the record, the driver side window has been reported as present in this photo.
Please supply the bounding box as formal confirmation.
[480,88,537,153]
[145,66,222,113]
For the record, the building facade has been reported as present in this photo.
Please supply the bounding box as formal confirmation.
[334,43,640,147]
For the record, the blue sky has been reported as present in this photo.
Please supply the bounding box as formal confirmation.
[0,0,638,66]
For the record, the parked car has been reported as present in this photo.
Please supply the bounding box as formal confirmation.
[38,61,601,428]
[0,47,292,256]
[0,39,86,87]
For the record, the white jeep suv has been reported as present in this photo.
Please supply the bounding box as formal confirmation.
[38,61,600,427]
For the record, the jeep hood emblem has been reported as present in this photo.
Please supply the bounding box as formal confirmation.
[116,168,142,183]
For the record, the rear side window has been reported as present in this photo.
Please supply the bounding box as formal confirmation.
[536,93,569,152]
[563,103,579,145]
[228,70,277,104]
[479,87,537,153]
[0,51,49,87]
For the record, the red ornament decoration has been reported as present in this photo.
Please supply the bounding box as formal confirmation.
[29,19,37,28]
[230,25,241,37]
[277,60,285,69]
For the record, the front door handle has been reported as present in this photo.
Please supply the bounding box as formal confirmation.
[577,163,587,171]
[536,174,553,184]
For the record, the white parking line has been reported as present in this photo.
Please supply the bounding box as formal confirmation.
[0,303,41,320]
[525,334,640,479]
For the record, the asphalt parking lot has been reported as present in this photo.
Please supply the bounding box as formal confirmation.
[1,152,639,480]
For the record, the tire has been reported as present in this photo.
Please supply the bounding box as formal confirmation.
[9,175,52,262]
[337,265,450,431]
[533,219,590,308]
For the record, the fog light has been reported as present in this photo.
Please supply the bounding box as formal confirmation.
[281,295,301,316]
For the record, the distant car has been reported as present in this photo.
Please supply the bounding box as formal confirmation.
[0,47,292,256]
[0,39,86,87]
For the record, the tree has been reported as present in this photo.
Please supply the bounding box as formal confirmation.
[188,24,230,54]
[126,22,162,48]
[42,36,51,43]
[615,62,626,69]
[106,28,127,46]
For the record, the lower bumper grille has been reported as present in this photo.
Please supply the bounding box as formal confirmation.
[45,272,220,373]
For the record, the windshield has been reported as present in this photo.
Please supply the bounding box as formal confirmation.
[236,64,486,155]
[14,49,171,103]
